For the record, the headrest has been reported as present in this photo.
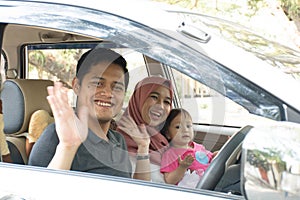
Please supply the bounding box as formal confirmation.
[1,79,53,135]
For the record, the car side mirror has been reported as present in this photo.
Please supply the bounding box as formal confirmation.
[241,122,300,199]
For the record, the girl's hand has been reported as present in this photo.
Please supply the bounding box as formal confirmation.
[178,154,194,168]
[212,151,219,159]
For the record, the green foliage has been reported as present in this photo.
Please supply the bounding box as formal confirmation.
[246,0,267,17]
[280,0,300,19]
[29,50,45,67]
[247,149,286,172]
[153,0,299,23]
[154,0,199,10]
[28,49,81,88]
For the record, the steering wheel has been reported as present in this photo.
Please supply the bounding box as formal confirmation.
[196,125,253,190]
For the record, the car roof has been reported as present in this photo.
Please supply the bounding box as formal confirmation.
[14,0,175,25]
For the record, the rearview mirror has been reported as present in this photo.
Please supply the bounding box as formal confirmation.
[241,122,300,199]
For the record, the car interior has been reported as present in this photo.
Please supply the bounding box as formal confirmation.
[0,22,250,196]
[1,79,53,164]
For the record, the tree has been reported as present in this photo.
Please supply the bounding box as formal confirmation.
[280,0,300,31]
[28,49,82,88]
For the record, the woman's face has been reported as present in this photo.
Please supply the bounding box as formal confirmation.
[141,85,171,126]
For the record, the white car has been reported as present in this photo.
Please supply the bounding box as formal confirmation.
[0,0,299,199]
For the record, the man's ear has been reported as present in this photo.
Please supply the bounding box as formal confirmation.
[72,77,80,95]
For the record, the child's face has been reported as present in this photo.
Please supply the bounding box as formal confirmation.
[168,113,194,147]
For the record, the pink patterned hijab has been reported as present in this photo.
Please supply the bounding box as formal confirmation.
[117,76,173,165]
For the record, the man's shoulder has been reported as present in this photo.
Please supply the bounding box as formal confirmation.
[36,123,58,143]
[42,122,56,133]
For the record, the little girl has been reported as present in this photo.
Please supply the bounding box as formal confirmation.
[160,108,216,188]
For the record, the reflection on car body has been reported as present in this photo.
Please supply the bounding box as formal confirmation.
[242,122,300,199]
[0,0,299,199]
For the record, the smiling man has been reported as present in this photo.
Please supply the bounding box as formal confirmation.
[28,48,132,178]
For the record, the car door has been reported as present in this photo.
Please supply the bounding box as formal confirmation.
[0,1,300,199]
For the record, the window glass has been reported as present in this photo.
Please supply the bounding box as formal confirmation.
[171,68,274,127]
[26,43,148,108]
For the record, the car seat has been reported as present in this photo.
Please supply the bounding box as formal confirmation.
[1,79,53,164]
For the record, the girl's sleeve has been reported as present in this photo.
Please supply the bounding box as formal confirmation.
[160,150,178,173]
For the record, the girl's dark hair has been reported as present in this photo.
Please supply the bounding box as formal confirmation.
[161,108,192,141]
[76,48,129,91]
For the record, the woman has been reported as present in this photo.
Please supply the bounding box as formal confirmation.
[117,76,173,182]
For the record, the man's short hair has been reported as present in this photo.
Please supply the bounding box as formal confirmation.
[76,48,129,91]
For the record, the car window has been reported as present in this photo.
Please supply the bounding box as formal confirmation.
[171,67,275,127]
[25,43,148,108]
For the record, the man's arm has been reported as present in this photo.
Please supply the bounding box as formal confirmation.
[48,144,79,170]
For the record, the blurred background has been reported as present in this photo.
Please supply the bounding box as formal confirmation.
[152,0,300,51]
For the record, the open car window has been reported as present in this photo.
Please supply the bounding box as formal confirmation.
[170,67,275,127]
